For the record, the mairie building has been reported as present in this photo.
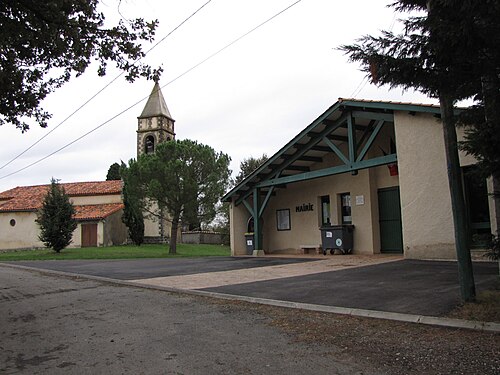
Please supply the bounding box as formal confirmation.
[223,98,498,259]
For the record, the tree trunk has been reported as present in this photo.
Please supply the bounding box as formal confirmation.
[439,92,476,302]
[169,212,180,255]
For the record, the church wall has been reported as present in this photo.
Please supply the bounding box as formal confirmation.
[0,212,44,250]
[71,194,122,205]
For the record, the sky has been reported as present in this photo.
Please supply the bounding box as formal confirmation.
[0,0,437,192]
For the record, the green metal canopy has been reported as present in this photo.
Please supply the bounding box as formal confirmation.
[222,98,443,250]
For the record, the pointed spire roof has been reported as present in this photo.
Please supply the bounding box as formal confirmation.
[139,82,173,119]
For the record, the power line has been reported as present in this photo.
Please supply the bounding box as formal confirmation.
[0,0,304,182]
[0,0,213,171]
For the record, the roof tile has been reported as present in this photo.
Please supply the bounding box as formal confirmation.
[74,203,124,221]
[0,181,122,212]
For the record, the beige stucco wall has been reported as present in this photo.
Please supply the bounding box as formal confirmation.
[71,194,122,205]
[229,120,401,256]
[230,202,250,255]
[395,111,461,259]
[0,212,44,250]
[0,210,127,250]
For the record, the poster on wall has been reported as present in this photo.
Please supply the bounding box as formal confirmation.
[276,209,291,231]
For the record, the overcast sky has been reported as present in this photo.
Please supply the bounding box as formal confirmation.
[0,0,436,192]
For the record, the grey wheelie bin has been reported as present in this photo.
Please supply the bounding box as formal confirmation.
[319,225,354,255]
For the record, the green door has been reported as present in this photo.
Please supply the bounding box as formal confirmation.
[378,187,403,253]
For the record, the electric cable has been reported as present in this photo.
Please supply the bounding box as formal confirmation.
[0,0,304,181]
[0,0,213,171]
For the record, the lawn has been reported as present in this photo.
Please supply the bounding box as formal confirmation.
[0,243,231,261]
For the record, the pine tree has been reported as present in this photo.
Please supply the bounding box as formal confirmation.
[36,178,77,252]
[137,140,231,254]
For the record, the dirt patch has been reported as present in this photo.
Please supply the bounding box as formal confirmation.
[206,297,500,375]
[447,282,500,323]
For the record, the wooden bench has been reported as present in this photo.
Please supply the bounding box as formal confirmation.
[299,245,322,255]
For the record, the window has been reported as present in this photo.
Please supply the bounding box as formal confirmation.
[320,195,331,226]
[276,209,291,231]
[9,219,16,227]
[145,135,155,154]
[340,193,352,224]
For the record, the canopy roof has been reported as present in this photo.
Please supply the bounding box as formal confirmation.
[223,98,444,204]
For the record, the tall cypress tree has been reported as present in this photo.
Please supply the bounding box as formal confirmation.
[121,161,145,246]
[338,0,500,301]
[36,178,77,252]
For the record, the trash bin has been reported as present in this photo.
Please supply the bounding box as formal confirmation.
[319,225,354,255]
[244,232,254,255]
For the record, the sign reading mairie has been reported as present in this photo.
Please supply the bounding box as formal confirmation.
[296,203,314,213]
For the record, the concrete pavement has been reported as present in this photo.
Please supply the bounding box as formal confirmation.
[3,255,498,331]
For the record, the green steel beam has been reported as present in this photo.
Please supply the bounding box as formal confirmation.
[356,120,376,150]
[352,110,394,122]
[356,120,385,162]
[309,131,348,142]
[259,187,274,217]
[258,113,348,182]
[242,199,254,217]
[324,118,367,131]
[347,114,357,163]
[253,188,262,250]
[340,100,445,114]
[323,137,349,165]
[255,154,397,188]
[234,114,348,206]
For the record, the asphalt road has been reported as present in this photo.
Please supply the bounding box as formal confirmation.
[9,257,498,316]
[202,260,498,316]
[0,266,378,375]
[12,257,315,279]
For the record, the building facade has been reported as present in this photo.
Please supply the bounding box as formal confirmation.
[223,99,497,259]
[0,181,127,250]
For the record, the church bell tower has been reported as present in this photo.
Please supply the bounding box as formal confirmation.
[137,82,175,157]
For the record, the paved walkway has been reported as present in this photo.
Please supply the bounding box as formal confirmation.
[131,255,401,289]
[3,255,498,331]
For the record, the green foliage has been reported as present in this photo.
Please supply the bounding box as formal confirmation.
[106,162,121,180]
[484,235,500,261]
[36,178,77,252]
[234,154,268,184]
[121,160,145,246]
[137,139,231,254]
[0,0,161,132]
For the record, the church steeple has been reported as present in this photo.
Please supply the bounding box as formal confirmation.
[137,82,175,156]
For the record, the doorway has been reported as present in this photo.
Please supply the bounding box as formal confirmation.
[81,223,98,247]
[378,187,403,253]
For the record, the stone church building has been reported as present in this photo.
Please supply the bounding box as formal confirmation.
[0,83,177,250]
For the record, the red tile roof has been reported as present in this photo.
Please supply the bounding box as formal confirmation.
[0,181,122,213]
[74,203,124,221]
